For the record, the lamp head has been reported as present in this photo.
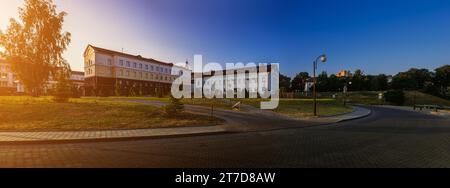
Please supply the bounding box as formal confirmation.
[319,54,327,63]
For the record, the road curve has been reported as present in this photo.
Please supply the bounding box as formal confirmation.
[0,106,448,167]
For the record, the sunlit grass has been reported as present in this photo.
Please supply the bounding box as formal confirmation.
[235,98,353,117]
[0,96,222,131]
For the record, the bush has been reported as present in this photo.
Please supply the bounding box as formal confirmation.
[163,96,184,116]
[53,76,72,103]
[385,90,405,106]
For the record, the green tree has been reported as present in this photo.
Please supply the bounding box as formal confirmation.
[316,71,329,92]
[0,0,71,96]
[350,69,365,91]
[391,68,432,90]
[328,74,341,92]
[279,74,292,92]
[391,72,414,90]
[376,74,389,91]
[434,65,450,98]
[291,72,309,92]
[53,64,72,103]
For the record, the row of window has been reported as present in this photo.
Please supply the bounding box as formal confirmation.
[118,59,171,74]
[86,58,172,75]
[0,65,11,71]
[86,68,94,75]
[118,69,174,82]
[0,81,9,87]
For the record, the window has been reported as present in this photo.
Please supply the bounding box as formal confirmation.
[126,70,130,76]
[139,64,143,69]
[120,70,123,76]
[126,61,130,67]
[145,65,149,70]
[139,72,142,78]
[151,66,154,71]
[119,60,124,66]
[133,62,137,68]
[133,71,137,77]
[107,59,112,65]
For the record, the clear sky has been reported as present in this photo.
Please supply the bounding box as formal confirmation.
[1,0,450,77]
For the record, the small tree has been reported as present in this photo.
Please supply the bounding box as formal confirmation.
[164,95,184,116]
[53,65,72,103]
[385,90,405,106]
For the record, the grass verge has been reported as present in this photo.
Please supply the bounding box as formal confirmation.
[0,96,222,131]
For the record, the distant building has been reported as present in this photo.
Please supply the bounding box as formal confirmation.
[84,45,184,96]
[0,59,84,95]
[0,59,25,95]
[335,70,352,78]
[304,78,315,92]
[70,71,85,96]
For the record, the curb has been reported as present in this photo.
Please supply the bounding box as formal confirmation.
[336,105,373,123]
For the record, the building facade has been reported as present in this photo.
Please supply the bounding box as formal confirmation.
[191,65,274,98]
[0,59,25,95]
[84,45,180,96]
[335,70,353,78]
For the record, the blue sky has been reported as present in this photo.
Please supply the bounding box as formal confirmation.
[2,0,450,76]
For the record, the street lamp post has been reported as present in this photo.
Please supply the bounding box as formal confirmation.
[343,81,352,107]
[313,54,327,117]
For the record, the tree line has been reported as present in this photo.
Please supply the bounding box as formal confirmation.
[280,65,450,99]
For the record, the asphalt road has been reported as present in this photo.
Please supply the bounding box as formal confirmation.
[0,106,449,168]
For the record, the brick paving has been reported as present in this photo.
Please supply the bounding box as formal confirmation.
[0,126,227,142]
[0,106,448,167]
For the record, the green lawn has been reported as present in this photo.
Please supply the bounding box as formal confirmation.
[236,98,353,118]
[106,96,352,118]
[329,91,450,106]
[404,91,450,106]
[0,96,222,131]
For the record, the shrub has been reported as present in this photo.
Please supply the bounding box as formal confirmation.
[163,96,184,116]
[53,68,73,103]
[53,79,72,103]
[385,90,405,106]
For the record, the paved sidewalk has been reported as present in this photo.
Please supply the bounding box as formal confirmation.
[0,126,226,142]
